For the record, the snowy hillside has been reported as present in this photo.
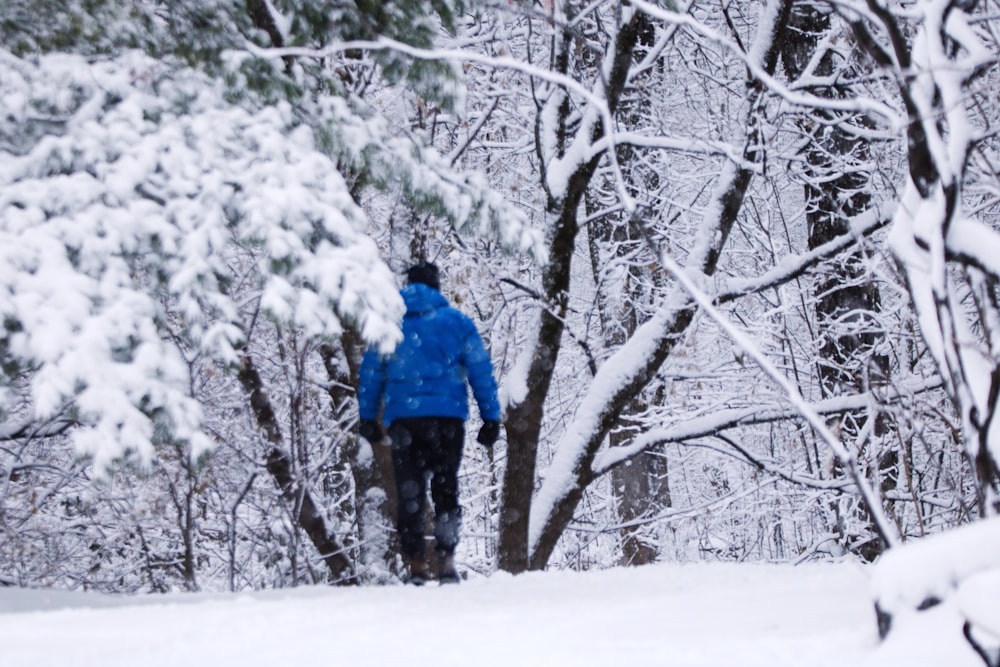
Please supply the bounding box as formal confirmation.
[0,562,988,667]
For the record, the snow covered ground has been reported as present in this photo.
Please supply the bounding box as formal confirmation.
[0,561,989,667]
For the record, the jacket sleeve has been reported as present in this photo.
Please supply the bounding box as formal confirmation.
[459,317,501,422]
[357,347,386,422]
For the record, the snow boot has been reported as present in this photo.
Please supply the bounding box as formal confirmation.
[407,557,430,586]
[437,553,460,585]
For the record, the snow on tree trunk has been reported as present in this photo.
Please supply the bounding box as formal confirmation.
[853,0,1000,516]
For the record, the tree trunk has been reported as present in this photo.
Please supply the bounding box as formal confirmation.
[497,3,651,575]
[498,198,580,573]
[587,203,671,566]
[613,447,670,565]
[778,3,894,560]
[238,354,357,584]
[320,332,400,582]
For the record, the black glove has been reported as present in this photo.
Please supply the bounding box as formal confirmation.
[359,419,382,444]
[477,420,501,447]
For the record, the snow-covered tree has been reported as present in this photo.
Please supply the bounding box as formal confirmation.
[0,0,539,587]
[409,0,975,573]
[4,0,998,595]
[854,0,1000,515]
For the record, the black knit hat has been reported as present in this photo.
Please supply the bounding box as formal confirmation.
[406,262,441,290]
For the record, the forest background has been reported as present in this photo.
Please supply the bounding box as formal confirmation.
[1,1,999,639]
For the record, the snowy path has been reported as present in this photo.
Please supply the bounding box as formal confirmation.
[0,562,981,666]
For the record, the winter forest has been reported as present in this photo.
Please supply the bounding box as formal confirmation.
[2,0,1000,658]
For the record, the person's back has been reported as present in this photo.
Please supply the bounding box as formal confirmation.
[357,262,500,585]
[361,282,498,426]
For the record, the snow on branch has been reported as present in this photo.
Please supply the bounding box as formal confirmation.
[246,30,638,214]
[593,377,942,476]
[872,0,1000,510]
[630,0,900,127]
[716,209,890,303]
[0,417,78,442]
[946,216,1000,282]
[308,93,546,263]
[0,49,403,469]
[659,249,901,548]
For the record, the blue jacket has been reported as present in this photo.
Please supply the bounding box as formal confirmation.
[358,284,501,426]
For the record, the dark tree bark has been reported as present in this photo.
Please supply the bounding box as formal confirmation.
[587,205,671,566]
[164,454,200,591]
[246,0,294,74]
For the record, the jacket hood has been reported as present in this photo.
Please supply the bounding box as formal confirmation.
[401,283,449,316]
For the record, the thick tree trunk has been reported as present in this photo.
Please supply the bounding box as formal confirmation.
[779,4,894,560]
[613,445,670,565]
[527,0,794,571]
[497,7,649,574]
[238,354,357,584]
[587,208,671,566]
[499,194,581,573]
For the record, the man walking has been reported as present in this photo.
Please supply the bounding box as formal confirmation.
[357,262,502,585]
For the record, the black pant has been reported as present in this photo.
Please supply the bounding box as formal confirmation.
[387,417,465,560]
